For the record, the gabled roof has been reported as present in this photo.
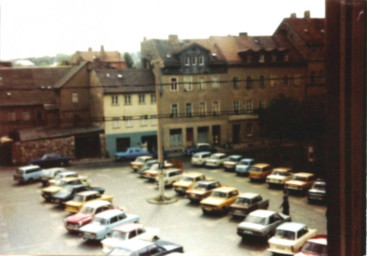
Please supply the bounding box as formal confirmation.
[94,68,155,94]
[54,61,89,89]
[282,17,325,43]
[71,46,124,63]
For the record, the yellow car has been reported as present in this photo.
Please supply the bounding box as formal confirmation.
[130,156,153,172]
[65,190,113,213]
[200,186,239,214]
[172,172,209,195]
[248,163,273,181]
[284,172,316,193]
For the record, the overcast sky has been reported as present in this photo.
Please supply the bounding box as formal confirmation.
[0,0,325,60]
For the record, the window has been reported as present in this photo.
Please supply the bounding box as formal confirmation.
[294,74,302,86]
[112,118,120,128]
[124,116,133,127]
[199,56,204,66]
[138,94,145,104]
[259,75,265,89]
[284,54,289,62]
[211,76,219,89]
[270,75,277,87]
[271,54,277,62]
[71,93,79,103]
[170,78,178,91]
[184,76,193,91]
[185,103,193,117]
[246,76,252,89]
[198,77,206,90]
[151,116,157,126]
[199,102,206,116]
[150,94,156,103]
[213,101,220,115]
[140,115,148,126]
[184,56,190,66]
[23,111,30,121]
[259,54,265,63]
[169,129,182,146]
[245,100,253,113]
[283,75,289,85]
[111,95,119,105]
[259,99,266,109]
[171,104,179,118]
[246,54,252,63]
[192,56,197,66]
[233,77,239,89]
[124,95,131,105]
[233,101,240,114]
[8,111,16,121]
[246,123,253,136]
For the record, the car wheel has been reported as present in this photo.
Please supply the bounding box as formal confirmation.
[153,236,159,241]
[202,209,208,215]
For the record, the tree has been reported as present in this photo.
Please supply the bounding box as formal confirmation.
[123,52,134,68]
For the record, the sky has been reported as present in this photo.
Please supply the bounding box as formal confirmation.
[0,0,325,60]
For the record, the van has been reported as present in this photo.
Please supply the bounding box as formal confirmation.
[248,163,273,181]
[13,164,43,183]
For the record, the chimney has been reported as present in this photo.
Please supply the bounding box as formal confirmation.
[239,32,248,37]
[100,45,106,60]
[290,13,297,19]
[304,10,311,19]
[88,47,93,52]
[168,35,179,43]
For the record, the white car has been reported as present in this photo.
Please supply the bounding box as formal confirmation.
[266,167,294,187]
[205,153,228,168]
[156,168,183,187]
[223,155,243,172]
[268,222,317,255]
[101,223,159,253]
[191,151,211,166]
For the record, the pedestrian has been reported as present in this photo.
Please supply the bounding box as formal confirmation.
[280,189,290,215]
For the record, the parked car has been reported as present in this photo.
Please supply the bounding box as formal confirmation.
[229,192,269,218]
[237,209,291,239]
[248,163,273,181]
[107,239,184,256]
[295,234,327,256]
[13,164,43,184]
[156,168,183,187]
[284,172,316,193]
[266,167,294,188]
[235,158,255,176]
[80,209,139,241]
[141,162,173,180]
[267,222,317,255]
[186,180,222,203]
[64,200,119,233]
[41,177,90,202]
[40,167,68,186]
[137,159,159,175]
[101,223,159,253]
[200,186,239,214]
[114,147,151,161]
[307,179,326,203]
[172,171,208,195]
[65,190,113,213]
[223,155,243,172]
[52,184,105,204]
[30,153,71,168]
[184,142,216,156]
[130,156,153,172]
[205,153,228,168]
[47,170,80,186]
[190,151,212,167]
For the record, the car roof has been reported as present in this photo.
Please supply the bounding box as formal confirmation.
[19,165,41,171]
[64,184,86,189]
[83,200,111,208]
[59,171,77,175]
[249,209,276,218]
[109,239,153,254]
[193,151,211,156]
[277,222,307,232]
[240,158,255,162]
[113,223,143,233]
[95,209,123,218]
[183,172,204,177]
[238,192,260,199]
[211,152,226,156]
[294,172,315,177]
[273,167,292,172]
[76,190,99,196]
[228,155,242,159]
[213,186,237,193]
[306,234,327,245]
[136,156,152,160]
[196,143,210,146]
[196,180,219,185]
[253,163,271,167]
[60,177,83,182]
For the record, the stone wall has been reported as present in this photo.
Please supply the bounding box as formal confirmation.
[12,137,75,165]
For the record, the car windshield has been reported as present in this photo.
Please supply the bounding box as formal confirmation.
[73,195,84,202]
[194,183,208,189]
[211,191,227,198]
[210,155,220,159]
[54,180,66,186]
[250,167,261,172]
[80,206,95,214]
[235,197,251,205]
[59,186,73,194]
[110,230,128,239]
[92,217,106,225]
[229,156,239,161]
[314,183,326,189]
[301,241,327,254]
[273,170,290,176]
[275,229,296,240]
[136,158,144,163]
[295,176,308,181]
[240,160,250,165]
[244,215,266,225]
[182,176,194,182]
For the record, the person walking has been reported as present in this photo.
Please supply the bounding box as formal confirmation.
[280,189,290,215]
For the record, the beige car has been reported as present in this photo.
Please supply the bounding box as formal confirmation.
[248,163,273,181]
[266,167,294,187]
[65,190,113,213]
[200,186,239,214]
[284,172,316,192]
[172,172,208,195]
[130,156,153,172]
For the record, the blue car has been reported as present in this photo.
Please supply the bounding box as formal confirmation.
[235,158,255,176]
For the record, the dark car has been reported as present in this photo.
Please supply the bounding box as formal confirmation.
[30,153,71,168]
[183,143,217,156]
[52,184,105,204]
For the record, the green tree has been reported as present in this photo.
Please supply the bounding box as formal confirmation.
[123,52,134,68]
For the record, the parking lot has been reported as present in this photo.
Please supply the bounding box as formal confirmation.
[0,157,327,255]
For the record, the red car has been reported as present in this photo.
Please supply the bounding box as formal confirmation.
[295,234,327,256]
[64,200,120,233]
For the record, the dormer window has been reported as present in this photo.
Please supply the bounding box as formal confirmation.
[192,57,197,66]
[185,57,190,66]
[198,56,204,66]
